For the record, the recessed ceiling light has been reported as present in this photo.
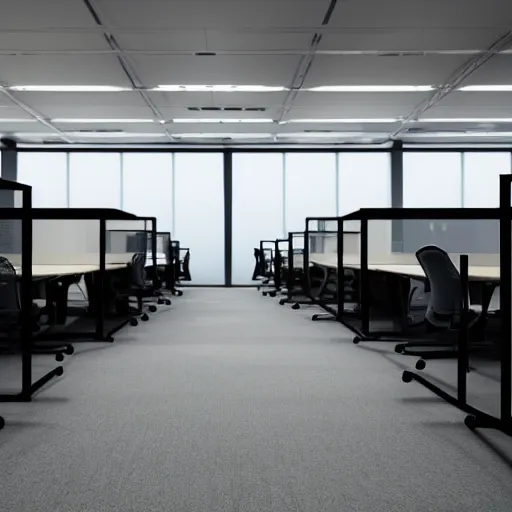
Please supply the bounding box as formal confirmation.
[284,118,398,123]
[172,118,274,123]
[9,85,131,92]
[278,132,366,138]
[153,85,286,92]
[458,85,512,92]
[405,131,512,138]
[172,133,273,139]
[0,119,37,123]
[52,118,156,123]
[66,132,167,138]
[306,85,434,92]
[414,118,512,123]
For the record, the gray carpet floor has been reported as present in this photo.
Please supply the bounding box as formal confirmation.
[0,288,512,512]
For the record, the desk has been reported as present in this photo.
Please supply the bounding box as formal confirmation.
[309,253,500,282]
[15,263,129,278]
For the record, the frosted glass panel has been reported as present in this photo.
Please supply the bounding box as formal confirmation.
[403,152,462,207]
[463,152,511,207]
[69,153,121,208]
[232,153,283,285]
[284,153,336,232]
[18,153,68,207]
[174,153,224,285]
[122,153,173,232]
[338,153,391,215]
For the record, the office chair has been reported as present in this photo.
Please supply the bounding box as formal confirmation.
[182,250,192,281]
[0,257,73,362]
[395,245,486,369]
[127,253,163,319]
[252,249,261,281]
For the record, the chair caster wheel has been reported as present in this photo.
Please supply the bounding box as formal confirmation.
[55,353,65,362]
[402,371,413,383]
[415,359,426,371]
[279,299,286,306]
[0,416,4,429]
[312,315,319,321]
[165,299,171,305]
[158,299,164,305]
[291,303,300,310]
[177,291,183,297]
[395,344,405,354]
[353,336,361,344]
[269,291,276,298]
[141,313,149,322]
[149,305,157,313]
[55,366,64,377]
[262,292,268,297]
[130,318,138,327]
[65,345,74,355]
[464,415,478,430]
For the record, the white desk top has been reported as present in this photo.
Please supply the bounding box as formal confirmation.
[308,253,500,282]
[15,263,129,278]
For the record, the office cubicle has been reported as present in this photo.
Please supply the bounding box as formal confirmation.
[26,209,143,343]
[333,207,507,435]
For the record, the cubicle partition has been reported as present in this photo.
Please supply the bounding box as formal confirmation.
[304,218,340,316]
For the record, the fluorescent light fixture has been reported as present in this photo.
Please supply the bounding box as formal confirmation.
[0,119,37,123]
[153,85,286,92]
[406,131,512,138]
[172,133,273,139]
[13,131,168,139]
[172,118,274,124]
[66,132,167,138]
[9,85,131,92]
[285,118,398,123]
[306,85,433,92]
[458,85,512,92]
[52,118,156,123]
[278,132,366,138]
[415,118,512,123]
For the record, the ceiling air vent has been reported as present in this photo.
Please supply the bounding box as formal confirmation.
[378,51,424,57]
[187,107,267,112]
[70,129,124,134]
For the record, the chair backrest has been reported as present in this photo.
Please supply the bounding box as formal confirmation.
[252,248,261,280]
[0,256,20,312]
[415,245,461,328]
[183,250,191,281]
[130,253,147,288]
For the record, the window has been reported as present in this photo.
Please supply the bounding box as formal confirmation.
[69,153,122,208]
[338,153,391,215]
[403,152,462,207]
[462,152,511,207]
[232,153,284,284]
[122,153,173,232]
[18,153,68,207]
[173,153,225,285]
[284,153,337,232]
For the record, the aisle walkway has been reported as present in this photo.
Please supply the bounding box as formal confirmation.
[1,289,512,512]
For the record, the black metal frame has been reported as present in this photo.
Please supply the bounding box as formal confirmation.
[304,217,343,316]
[3,208,141,353]
[336,207,502,341]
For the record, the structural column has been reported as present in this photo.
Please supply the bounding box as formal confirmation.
[0,138,18,207]
[223,150,233,286]
[391,140,404,252]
